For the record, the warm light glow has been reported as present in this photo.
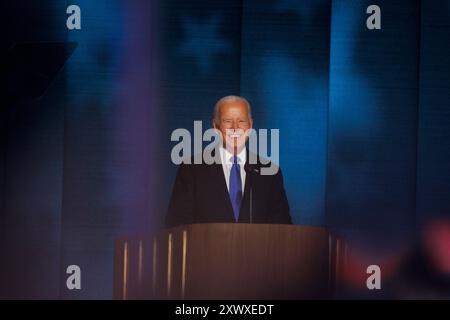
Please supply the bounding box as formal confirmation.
[123,242,128,300]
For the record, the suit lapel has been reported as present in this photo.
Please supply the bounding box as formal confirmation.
[238,150,257,222]
[241,169,251,206]
[209,162,235,221]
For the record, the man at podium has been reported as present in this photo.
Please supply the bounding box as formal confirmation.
[166,95,292,227]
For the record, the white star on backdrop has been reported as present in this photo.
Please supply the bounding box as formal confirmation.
[275,0,317,19]
[177,15,232,74]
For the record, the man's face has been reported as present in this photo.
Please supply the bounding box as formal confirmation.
[215,100,253,154]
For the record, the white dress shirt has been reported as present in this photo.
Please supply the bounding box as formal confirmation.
[219,146,246,195]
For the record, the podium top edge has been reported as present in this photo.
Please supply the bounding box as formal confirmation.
[116,223,330,242]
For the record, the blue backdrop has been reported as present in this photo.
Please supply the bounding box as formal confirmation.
[1,0,449,299]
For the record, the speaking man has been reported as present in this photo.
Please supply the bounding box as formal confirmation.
[166,95,291,227]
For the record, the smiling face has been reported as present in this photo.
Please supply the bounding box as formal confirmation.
[214,99,253,154]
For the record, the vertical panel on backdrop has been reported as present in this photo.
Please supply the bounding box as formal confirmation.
[160,0,242,213]
[416,0,450,226]
[240,0,332,225]
[0,1,67,299]
[59,0,162,298]
[327,0,420,249]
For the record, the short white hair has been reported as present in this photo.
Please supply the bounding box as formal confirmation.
[213,95,252,125]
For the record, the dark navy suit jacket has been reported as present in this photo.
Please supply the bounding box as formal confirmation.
[165,152,292,228]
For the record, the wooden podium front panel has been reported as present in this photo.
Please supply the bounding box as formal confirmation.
[184,224,329,299]
[114,223,331,299]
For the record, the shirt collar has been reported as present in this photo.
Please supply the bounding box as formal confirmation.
[219,146,247,165]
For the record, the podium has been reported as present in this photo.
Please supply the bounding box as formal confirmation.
[113,223,345,299]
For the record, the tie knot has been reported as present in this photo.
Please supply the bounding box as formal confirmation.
[230,155,240,164]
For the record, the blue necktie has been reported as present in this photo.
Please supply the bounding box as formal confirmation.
[229,156,242,222]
